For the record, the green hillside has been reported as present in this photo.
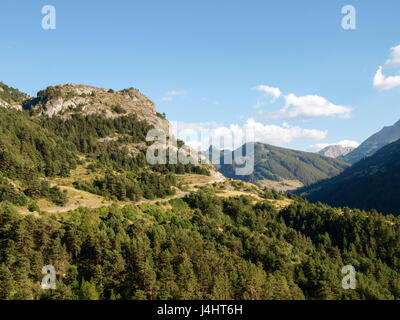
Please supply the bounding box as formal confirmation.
[0,86,211,211]
[297,139,400,215]
[0,82,399,301]
[0,82,29,105]
[214,142,349,188]
[0,192,399,300]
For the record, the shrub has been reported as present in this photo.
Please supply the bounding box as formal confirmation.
[28,202,40,212]
[112,104,126,114]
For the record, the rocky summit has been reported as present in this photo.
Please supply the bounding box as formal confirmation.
[24,84,170,134]
[317,145,355,159]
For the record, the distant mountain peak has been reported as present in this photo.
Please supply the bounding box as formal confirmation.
[209,142,349,190]
[299,138,400,215]
[339,119,400,164]
[317,145,356,158]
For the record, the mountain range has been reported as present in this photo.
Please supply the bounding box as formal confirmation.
[338,119,400,164]
[0,81,399,300]
[2,81,399,214]
[207,142,350,191]
[0,82,224,215]
[317,144,356,158]
[297,138,400,215]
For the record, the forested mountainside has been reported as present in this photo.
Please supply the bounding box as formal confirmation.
[0,82,399,301]
[339,119,400,164]
[0,81,29,109]
[297,139,400,216]
[0,107,210,210]
[211,142,349,190]
[0,192,399,300]
[0,84,216,214]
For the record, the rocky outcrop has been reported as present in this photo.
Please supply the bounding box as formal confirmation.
[0,82,28,110]
[25,83,226,175]
[26,84,170,133]
[0,98,23,110]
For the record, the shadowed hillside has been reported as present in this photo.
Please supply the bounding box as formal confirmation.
[339,119,400,164]
[210,142,349,190]
[297,139,400,215]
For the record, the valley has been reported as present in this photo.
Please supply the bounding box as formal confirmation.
[208,142,349,191]
[0,81,399,301]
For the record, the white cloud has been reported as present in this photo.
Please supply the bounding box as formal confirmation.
[257,93,352,120]
[173,121,220,133]
[373,66,400,91]
[253,85,282,103]
[245,118,327,144]
[172,119,327,151]
[252,85,352,119]
[161,90,186,101]
[314,140,359,151]
[385,45,400,68]
[373,45,400,91]
[336,140,359,148]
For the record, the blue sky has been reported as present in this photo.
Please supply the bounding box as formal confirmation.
[1,0,400,151]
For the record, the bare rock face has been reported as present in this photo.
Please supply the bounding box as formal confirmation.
[317,145,355,159]
[0,98,23,110]
[0,98,8,108]
[208,168,226,183]
[27,84,170,133]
